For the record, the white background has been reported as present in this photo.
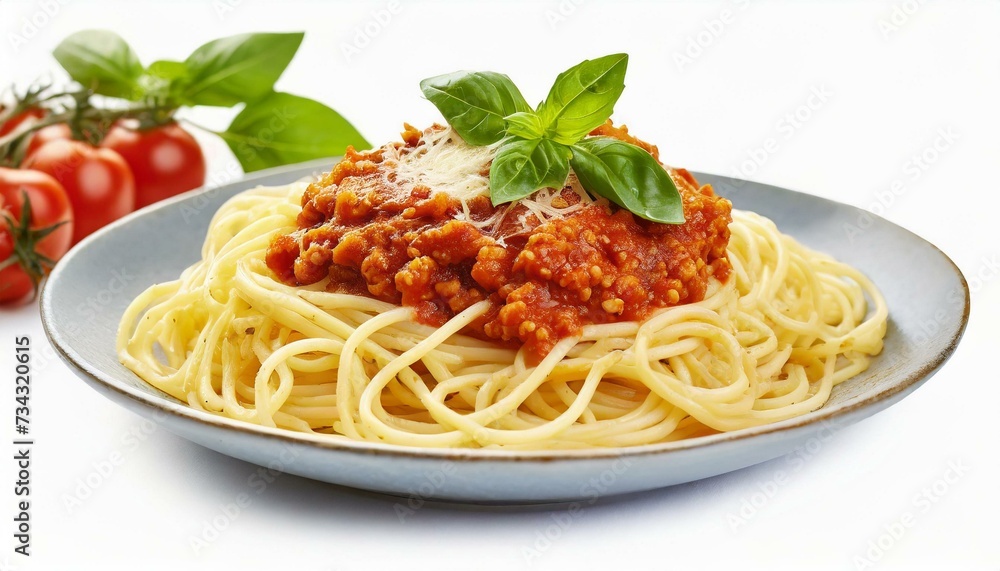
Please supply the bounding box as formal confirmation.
[1,1,998,569]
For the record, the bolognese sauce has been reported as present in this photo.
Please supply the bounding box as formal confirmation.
[266,123,732,358]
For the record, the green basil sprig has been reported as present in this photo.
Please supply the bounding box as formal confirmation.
[490,137,572,200]
[219,92,368,173]
[420,54,684,224]
[536,53,628,144]
[51,30,368,172]
[571,138,683,224]
[419,71,531,146]
[53,30,144,100]
[178,32,305,107]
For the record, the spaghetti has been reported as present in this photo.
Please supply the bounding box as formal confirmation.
[117,171,887,449]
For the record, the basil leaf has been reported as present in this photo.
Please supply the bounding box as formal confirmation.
[219,92,369,172]
[570,137,683,224]
[489,137,572,205]
[146,60,188,80]
[537,54,628,144]
[53,30,144,100]
[504,111,545,140]
[420,71,531,146]
[181,32,303,107]
[139,60,188,101]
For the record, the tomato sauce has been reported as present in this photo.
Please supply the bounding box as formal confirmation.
[266,124,732,358]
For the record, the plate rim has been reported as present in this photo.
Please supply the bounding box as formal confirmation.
[40,163,972,463]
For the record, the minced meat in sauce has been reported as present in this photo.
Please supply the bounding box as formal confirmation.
[266,123,732,359]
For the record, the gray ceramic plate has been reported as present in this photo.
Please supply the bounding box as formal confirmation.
[40,160,969,503]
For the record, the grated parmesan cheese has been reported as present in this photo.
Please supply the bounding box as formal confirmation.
[381,126,596,233]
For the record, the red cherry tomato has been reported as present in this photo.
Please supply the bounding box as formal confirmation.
[0,107,45,137]
[0,167,74,303]
[101,121,206,208]
[24,123,72,159]
[23,139,135,245]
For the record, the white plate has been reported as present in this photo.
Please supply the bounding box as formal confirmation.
[41,160,969,503]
